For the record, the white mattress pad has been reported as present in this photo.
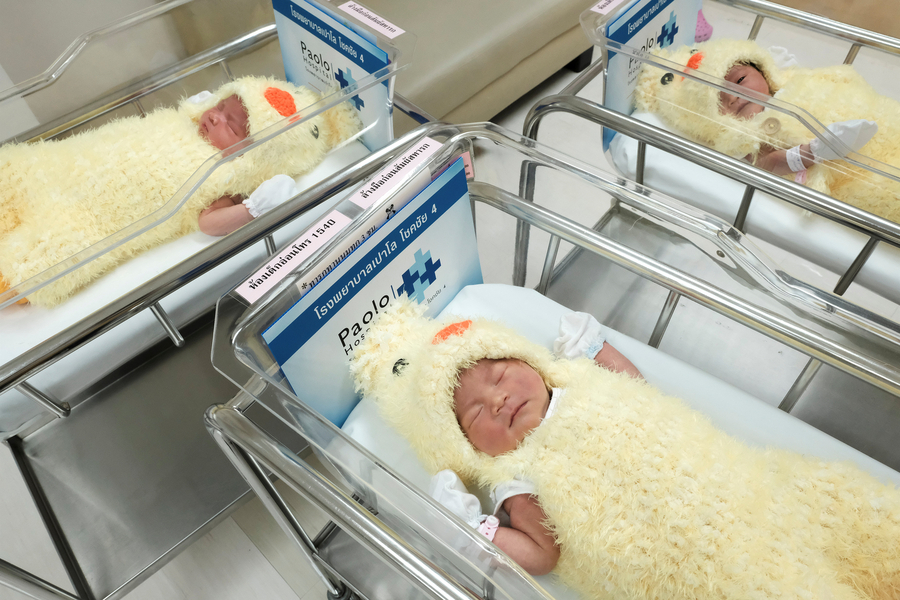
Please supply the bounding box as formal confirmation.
[0,141,370,434]
[341,283,900,598]
[608,112,900,307]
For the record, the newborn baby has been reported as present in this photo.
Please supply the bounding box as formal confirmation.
[352,298,900,600]
[0,76,361,307]
[635,39,900,224]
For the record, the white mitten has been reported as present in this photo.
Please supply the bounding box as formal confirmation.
[429,470,499,540]
[429,470,485,528]
[809,120,878,162]
[767,46,798,69]
[187,90,214,104]
[243,174,298,218]
[554,312,608,360]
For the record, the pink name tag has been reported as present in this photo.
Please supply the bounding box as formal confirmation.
[591,0,629,15]
[235,210,352,303]
[350,137,443,209]
[338,2,405,39]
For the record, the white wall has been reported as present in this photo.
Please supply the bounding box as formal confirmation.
[0,0,158,85]
[0,0,190,136]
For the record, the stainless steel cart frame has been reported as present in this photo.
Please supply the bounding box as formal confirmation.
[206,122,900,600]
[519,0,900,413]
[0,1,424,597]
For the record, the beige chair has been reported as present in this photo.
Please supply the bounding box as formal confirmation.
[364,0,594,133]
[174,0,593,133]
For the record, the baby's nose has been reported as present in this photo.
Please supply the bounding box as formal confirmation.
[490,390,509,413]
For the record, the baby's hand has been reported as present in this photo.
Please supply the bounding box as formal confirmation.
[428,470,498,539]
[243,174,298,218]
[554,312,608,360]
[809,120,878,162]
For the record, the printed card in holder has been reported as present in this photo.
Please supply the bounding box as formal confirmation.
[262,158,482,425]
[588,0,701,150]
[233,136,443,304]
[273,0,398,150]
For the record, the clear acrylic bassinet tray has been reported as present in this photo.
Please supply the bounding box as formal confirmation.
[578,1,900,211]
[0,0,414,309]
[210,122,900,600]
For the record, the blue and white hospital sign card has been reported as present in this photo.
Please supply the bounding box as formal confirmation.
[272,0,392,150]
[602,0,701,150]
[263,158,482,425]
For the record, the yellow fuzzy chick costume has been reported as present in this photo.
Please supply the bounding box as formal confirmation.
[634,39,900,224]
[0,76,362,307]
[351,298,900,600]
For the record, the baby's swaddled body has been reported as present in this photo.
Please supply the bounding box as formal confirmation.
[0,107,229,303]
[483,361,899,599]
[352,299,900,600]
[635,39,900,224]
[0,77,360,307]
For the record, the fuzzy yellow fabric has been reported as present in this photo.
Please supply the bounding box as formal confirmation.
[635,39,900,224]
[351,298,900,600]
[0,76,362,307]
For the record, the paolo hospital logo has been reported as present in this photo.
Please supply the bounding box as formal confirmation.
[397,249,442,303]
[336,248,442,356]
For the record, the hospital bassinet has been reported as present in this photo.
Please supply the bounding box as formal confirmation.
[207,122,900,600]
[0,0,416,433]
[0,2,424,598]
[524,0,900,329]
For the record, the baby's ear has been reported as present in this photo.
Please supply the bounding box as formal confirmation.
[321,100,364,148]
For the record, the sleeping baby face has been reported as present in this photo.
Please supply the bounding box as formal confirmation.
[199,95,249,150]
[453,358,551,457]
[718,63,770,118]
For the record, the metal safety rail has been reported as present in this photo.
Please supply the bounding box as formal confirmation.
[521,0,900,411]
[206,403,484,600]
[719,0,900,59]
[0,3,423,598]
[208,125,900,598]
[0,119,423,435]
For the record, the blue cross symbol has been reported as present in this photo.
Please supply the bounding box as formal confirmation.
[398,249,442,302]
[657,12,679,48]
[399,268,421,300]
[336,68,365,110]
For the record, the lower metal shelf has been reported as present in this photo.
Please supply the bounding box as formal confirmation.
[9,311,306,600]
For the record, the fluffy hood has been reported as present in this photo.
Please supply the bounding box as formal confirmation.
[634,39,787,158]
[349,297,573,482]
[180,76,363,154]
[0,76,363,307]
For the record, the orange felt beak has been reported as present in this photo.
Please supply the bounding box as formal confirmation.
[679,51,705,81]
[433,320,472,344]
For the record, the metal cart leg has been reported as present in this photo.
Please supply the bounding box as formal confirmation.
[514,161,540,287]
[205,405,481,600]
[778,238,880,411]
[648,291,681,349]
[6,437,94,600]
[0,558,79,600]
[149,302,185,347]
[207,425,346,598]
[16,382,70,418]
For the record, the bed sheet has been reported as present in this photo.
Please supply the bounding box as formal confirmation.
[608,112,900,307]
[0,140,370,435]
[341,283,900,598]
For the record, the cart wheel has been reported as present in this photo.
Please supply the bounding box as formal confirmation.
[326,584,355,600]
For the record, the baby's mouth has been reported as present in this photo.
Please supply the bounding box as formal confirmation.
[510,401,524,426]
